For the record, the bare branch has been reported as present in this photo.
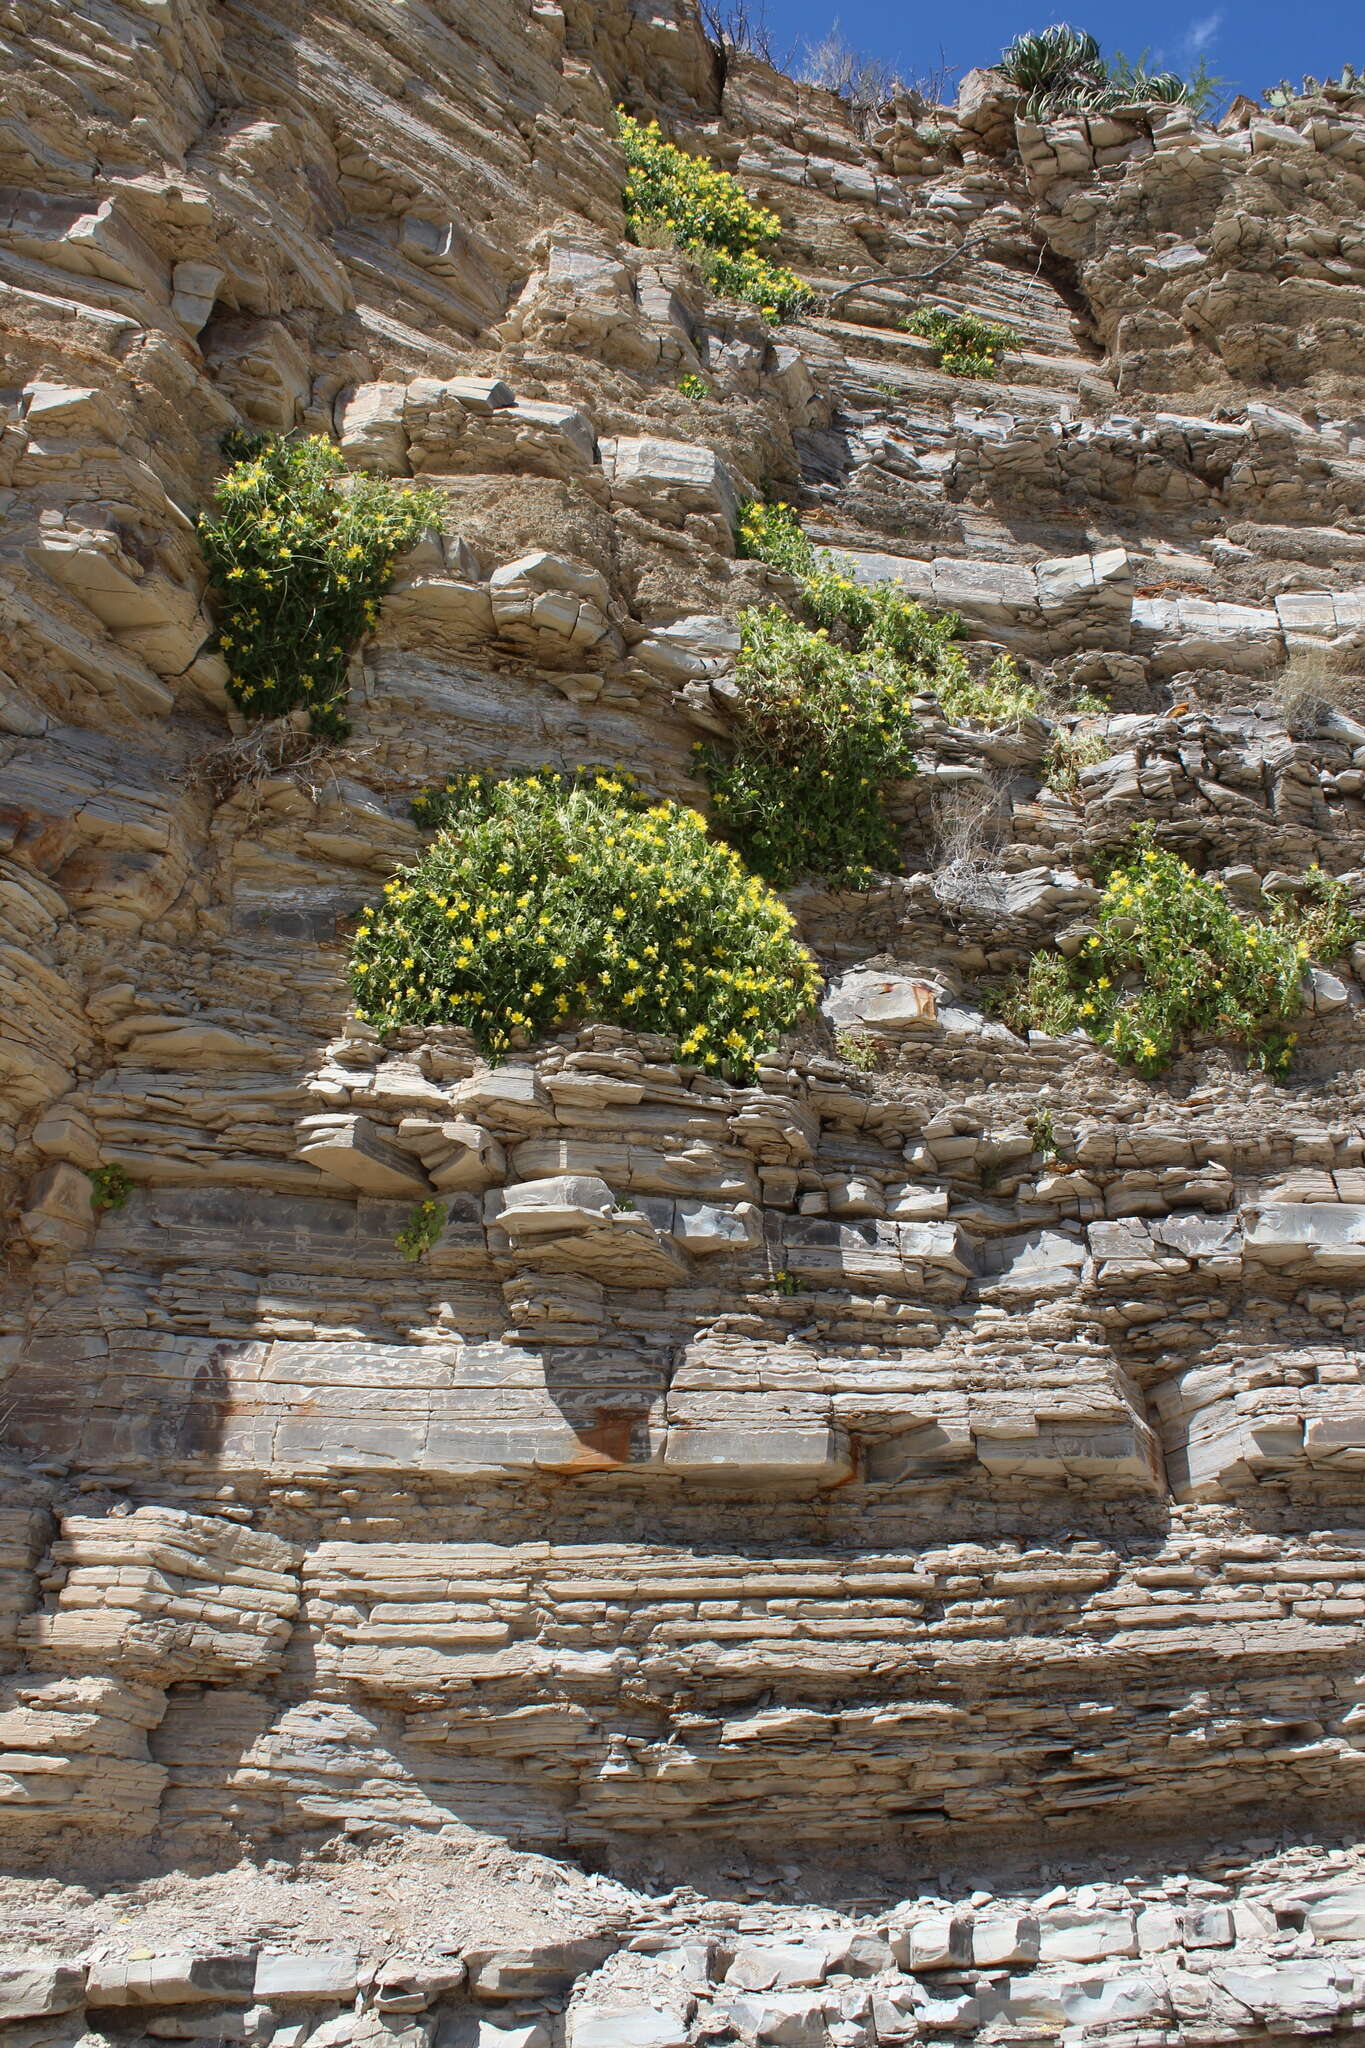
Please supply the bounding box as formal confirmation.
[819,235,992,309]
[698,0,774,63]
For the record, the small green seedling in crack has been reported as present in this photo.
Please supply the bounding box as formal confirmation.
[396,1199,446,1263]
[88,1164,133,1213]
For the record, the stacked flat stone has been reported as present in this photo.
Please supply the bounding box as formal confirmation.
[1,0,1365,2012]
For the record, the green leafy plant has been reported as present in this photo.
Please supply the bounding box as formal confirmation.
[700,607,919,888]
[772,1267,802,1295]
[995,833,1336,1077]
[352,770,820,1077]
[1028,1106,1058,1159]
[88,1164,133,1213]
[1042,728,1112,798]
[1266,64,1363,108]
[1111,46,1226,117]
[902,308,1020,379]
[619,110,813,323]
[998,23,1191,118]
[199,433,438,738]
[677,373,711,399]
[999,22,1108,96]
[736,500,816,578]
[835,1028,879,1071]
[936,652,1038,726]
[396,1199,446,1263]
[989,951,1079,1038]
[1271,866,1363,963]
[800,564,1038,726]
[710,508,1045,887]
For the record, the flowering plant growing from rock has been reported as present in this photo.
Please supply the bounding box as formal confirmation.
[199,432,438,738]
[700,608,919,888]
[350,771,820,1076]
[395,1200,446,1263]
[901,308,1020,378]
[802,568,1037,725]
[1271,865,1362,964]
[707,504,1050,887]
[736,500,816,577]
[88,1164,132,1212]
[996,832,1348,1076]
[619,111,813,323]
[734,500,1040,724]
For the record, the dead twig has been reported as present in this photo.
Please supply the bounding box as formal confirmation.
[185,720,379,827]
[820,234,991,309]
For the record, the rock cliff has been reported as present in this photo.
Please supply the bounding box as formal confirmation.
[2,3,1365,2045]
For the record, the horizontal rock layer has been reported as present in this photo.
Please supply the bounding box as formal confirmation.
[2,0,1365,2027]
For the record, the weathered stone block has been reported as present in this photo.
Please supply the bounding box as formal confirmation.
[466,1941,612,2001]
[0,1966,86,2021]
[567,2009,690,2048]
[664,1423,852,1485]
[297,1115,432,1198]
[1038,1911,1137,1964]
[87,1953,256,2006]
[253,1952,359,2001]
[970,1915,1038,1967]
[889,1914,972,1971]
[727,1943,828,1991]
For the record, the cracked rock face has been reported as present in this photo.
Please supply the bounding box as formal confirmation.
[2,2,1365,2043]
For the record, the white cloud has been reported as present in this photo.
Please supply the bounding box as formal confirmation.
[1183,9,1224,58]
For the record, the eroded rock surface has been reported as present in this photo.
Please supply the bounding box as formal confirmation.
[2,3,1365,2042]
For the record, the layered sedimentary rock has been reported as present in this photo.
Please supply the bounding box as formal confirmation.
[2,2,1365,2044]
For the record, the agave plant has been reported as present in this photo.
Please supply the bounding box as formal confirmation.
[1265,64,1362,106]
[998,21,1192,120]
[998,23,1107,95]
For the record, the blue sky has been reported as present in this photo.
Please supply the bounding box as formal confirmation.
[760,0,1354,108]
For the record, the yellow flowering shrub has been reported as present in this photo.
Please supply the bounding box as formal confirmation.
[736,500,816,578]
[734,499,1041,727]
[199,432,438,738]
[706,501,1044,887]
[88,1164,132,1213]
[395,1200,445,1263]
[902,308,1020,378]
[993,832,1352,1077]
[619,111,812,323]
[349,771,820,1076]
[700,608,919,888]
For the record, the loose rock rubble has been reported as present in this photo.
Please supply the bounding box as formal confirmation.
[2,1,1365,2042]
